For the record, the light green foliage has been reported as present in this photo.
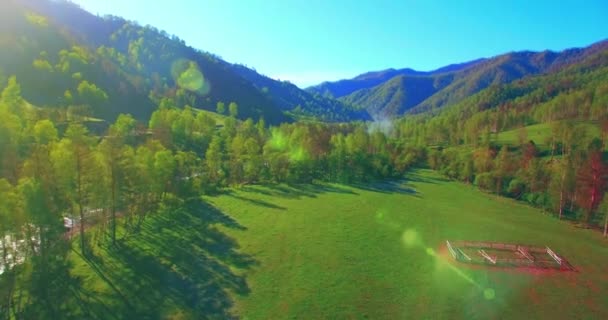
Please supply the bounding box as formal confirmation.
[1,76,24,113]
[216,101,226,114]
[228,102,239,118]
[77,80,108,106]
[32,119,58,145]
[24,12,49,27]
[32,59,54,72]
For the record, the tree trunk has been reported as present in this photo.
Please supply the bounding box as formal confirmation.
[77,156,86,256]
[559,170,566,219]
[111,166,117,246]
[570,193,576,212]
[604,212,608,237]
[1,238,7,273]
[587,170,600,224]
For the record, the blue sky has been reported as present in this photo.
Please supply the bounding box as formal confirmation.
[72,0,608,87]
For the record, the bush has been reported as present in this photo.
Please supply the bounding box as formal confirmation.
[474,172,495,191]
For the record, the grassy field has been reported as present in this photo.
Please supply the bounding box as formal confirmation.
[208,169,608,319]
[61,169,608,319]
[493,121,602,152]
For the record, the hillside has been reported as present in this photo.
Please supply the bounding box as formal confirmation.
[0,0,365,124]
[230,64,370,121]
[307,41,608,117]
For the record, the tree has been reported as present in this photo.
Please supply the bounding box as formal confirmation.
[216,101,225,115]
[459,154,475,184]
[228,135,245,184]
[494,146,515,194]
[153,149,176,198]
[521,140,538,169]
[549,158,575,219]
[0,76,24,114]
[0,179,21,271]
[77,80,108,107]
[63,124,96,255]
[599,194,608,237]
[228,102,238,118]
[576,149,607,224]
[205,135,225,187]
[243,138,262,183]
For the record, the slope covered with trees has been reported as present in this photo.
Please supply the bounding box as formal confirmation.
[0,0,366,125]
[308,41,608,117]
[396,47,608,234]
[230,64,370,121]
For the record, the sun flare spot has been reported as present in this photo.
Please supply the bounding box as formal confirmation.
[401,229,419,247]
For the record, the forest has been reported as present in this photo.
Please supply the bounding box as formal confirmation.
[1,0,608,319]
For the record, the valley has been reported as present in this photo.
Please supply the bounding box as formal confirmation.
[1,1,607,319]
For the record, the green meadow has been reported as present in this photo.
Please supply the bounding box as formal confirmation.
[63,169,608,319]
[493,121,603,152]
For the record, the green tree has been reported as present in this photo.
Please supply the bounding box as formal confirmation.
[0,76,24,114]
[205,135,225,187]
[153,149,176,198]
[77,80,108,107]
[216,101,225,115]
[63,124,96,255]
[228,102,239,118]
[494,146,515,194]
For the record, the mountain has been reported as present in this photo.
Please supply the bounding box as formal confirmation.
[308,59,485,99]
[0,0,365,124]
[229,64,370,121]
[307,41,608,117]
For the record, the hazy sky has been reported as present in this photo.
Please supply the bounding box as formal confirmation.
[72,0,608,87]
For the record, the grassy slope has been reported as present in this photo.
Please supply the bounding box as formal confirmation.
[62,169,608,319]
[208,169,608,319]
[492,121,602,152]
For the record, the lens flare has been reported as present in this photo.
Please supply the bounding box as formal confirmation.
[269,129,288,151]
[172,59,210,95]
[401,229,419,247]
[289,146,308,161]
[483,288,496,300]
[400,228,493,300]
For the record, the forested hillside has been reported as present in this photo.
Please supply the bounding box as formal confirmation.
[230,64,370,121]
[0,0,366,124]
[308,41,608,117]
[396,47,608,232]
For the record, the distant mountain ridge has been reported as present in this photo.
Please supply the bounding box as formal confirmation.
[307,41,608,117]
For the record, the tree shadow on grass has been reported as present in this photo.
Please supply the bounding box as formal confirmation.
[72,198,255,319]
[183,198,249,229]
[349,180,420,196]
[224,191,287,211]
[240,183,358,200]
[405,170,449,185]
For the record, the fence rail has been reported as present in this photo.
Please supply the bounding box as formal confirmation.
[446,240,575,271]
